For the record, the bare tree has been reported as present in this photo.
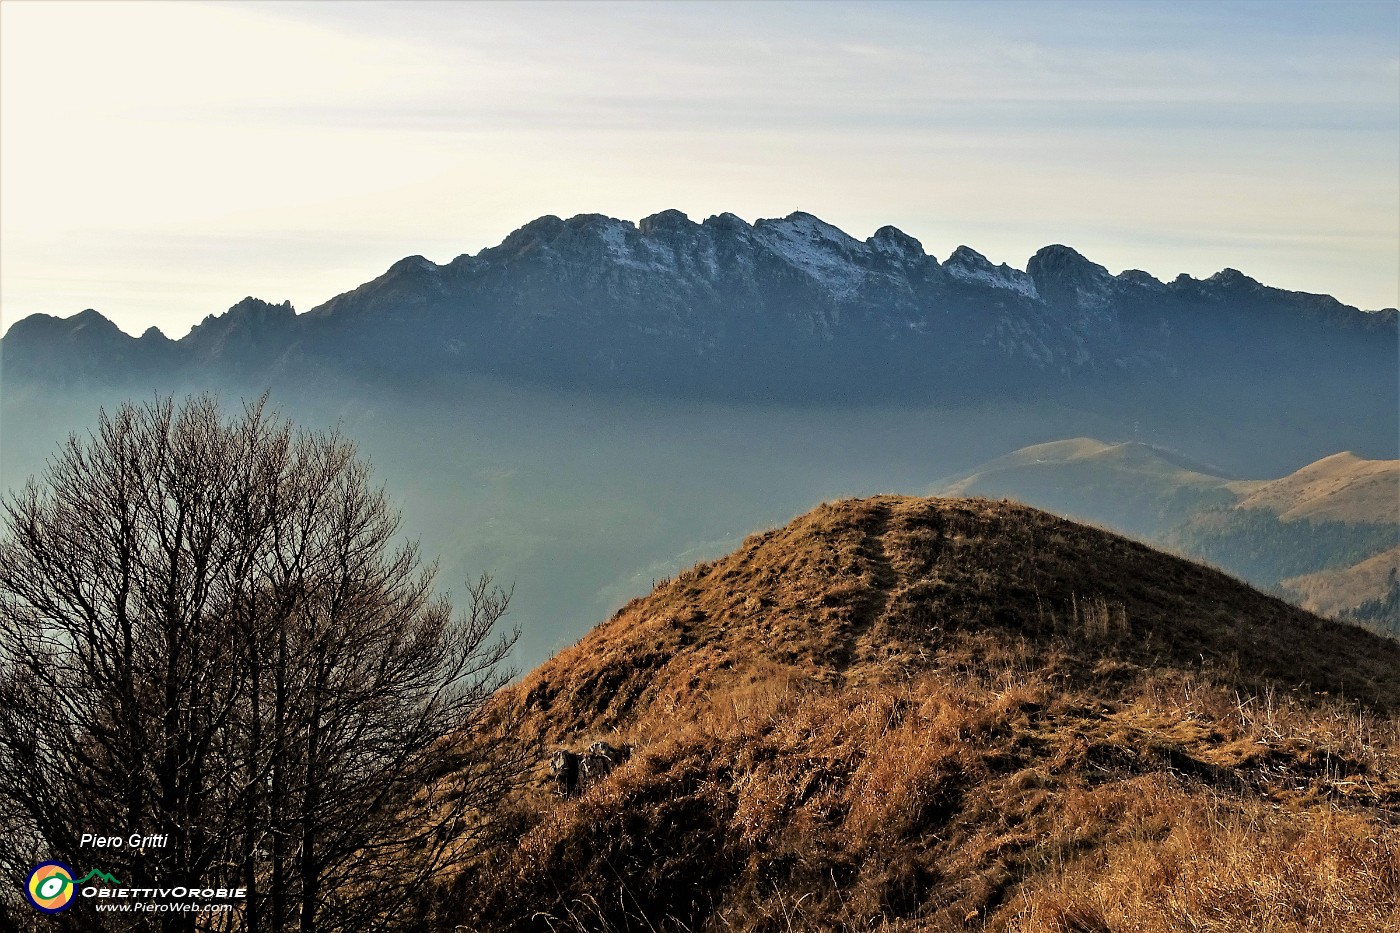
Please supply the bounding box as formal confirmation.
[0,395,526,933]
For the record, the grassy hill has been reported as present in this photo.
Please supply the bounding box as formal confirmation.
[437,497,1400,932]
[1283,545,1399,616]
[937,442,1399,633]
[934,438,1242,538]
[1235,452,1399,523]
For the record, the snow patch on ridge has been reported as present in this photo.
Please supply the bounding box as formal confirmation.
[753,212,867,298]
[598,221,633,261]
[590,217,687,276]
[944,246,1039,300]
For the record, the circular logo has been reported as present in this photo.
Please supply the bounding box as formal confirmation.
[25,862,76,913]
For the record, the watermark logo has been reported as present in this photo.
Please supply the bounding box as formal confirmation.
[25,862,76,913]
[24,864,124,913]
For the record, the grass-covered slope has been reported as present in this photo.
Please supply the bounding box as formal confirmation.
[444,497,1400,932]
[938,444,1400,633]
[935,438,1244,538]
[1234,452,1399,524]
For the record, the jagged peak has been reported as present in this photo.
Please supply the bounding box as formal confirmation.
[62,307,124,334]
[1028,243,1108,273]
[749,212,866,297]
[226,296,295,314]
[944,246,1038,298]
[947,245,989,266]
[1116,269,1166,289]
[755,211,859,246]
[522,213,565,228]
[186,297,295,341]
[1027,245,1113,309]
[566,212,634,231]
[498,214,566,249]
[868,225,926,257]
[386,255,438,275]
[559,214,648,264]
[1207,268,1260,288]
[639,209,697,234]
[701,212,751,233]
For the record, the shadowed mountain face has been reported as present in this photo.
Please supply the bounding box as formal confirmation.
[4,210,1396,457]
[446,497,1400,932]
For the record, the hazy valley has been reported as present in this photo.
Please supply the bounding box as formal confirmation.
[4,211,1397,667]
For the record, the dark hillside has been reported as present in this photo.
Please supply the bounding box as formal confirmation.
[441,498,1400,932]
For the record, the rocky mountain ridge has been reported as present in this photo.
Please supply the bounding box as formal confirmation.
[6,210,1395,476]
[5,210,1394,394]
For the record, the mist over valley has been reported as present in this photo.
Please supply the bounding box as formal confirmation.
[6,211,1396,666]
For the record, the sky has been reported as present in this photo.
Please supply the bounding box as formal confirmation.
[2,0,1397,339]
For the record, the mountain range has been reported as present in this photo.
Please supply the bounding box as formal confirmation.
[4,211,1397,668]
[5,211,1395,438]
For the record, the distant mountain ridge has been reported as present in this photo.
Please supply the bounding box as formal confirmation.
[1235,451,1400,523]
[5,209,1396,466]
[5,210,1395,383]
[936,437,1245,537]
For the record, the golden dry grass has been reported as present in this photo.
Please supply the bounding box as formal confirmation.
[439,497,1400,932]
[1236,452,1398,525]
[1008,798,1398,932]
[1283,544,1400,618]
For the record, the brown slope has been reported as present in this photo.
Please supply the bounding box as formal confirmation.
[504,496,1400,744]
[1236,451,1399,524]
[1283,544,1400,617]
[448,497,1400,933]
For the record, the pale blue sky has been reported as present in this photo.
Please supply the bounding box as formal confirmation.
[2,0,1396,337]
